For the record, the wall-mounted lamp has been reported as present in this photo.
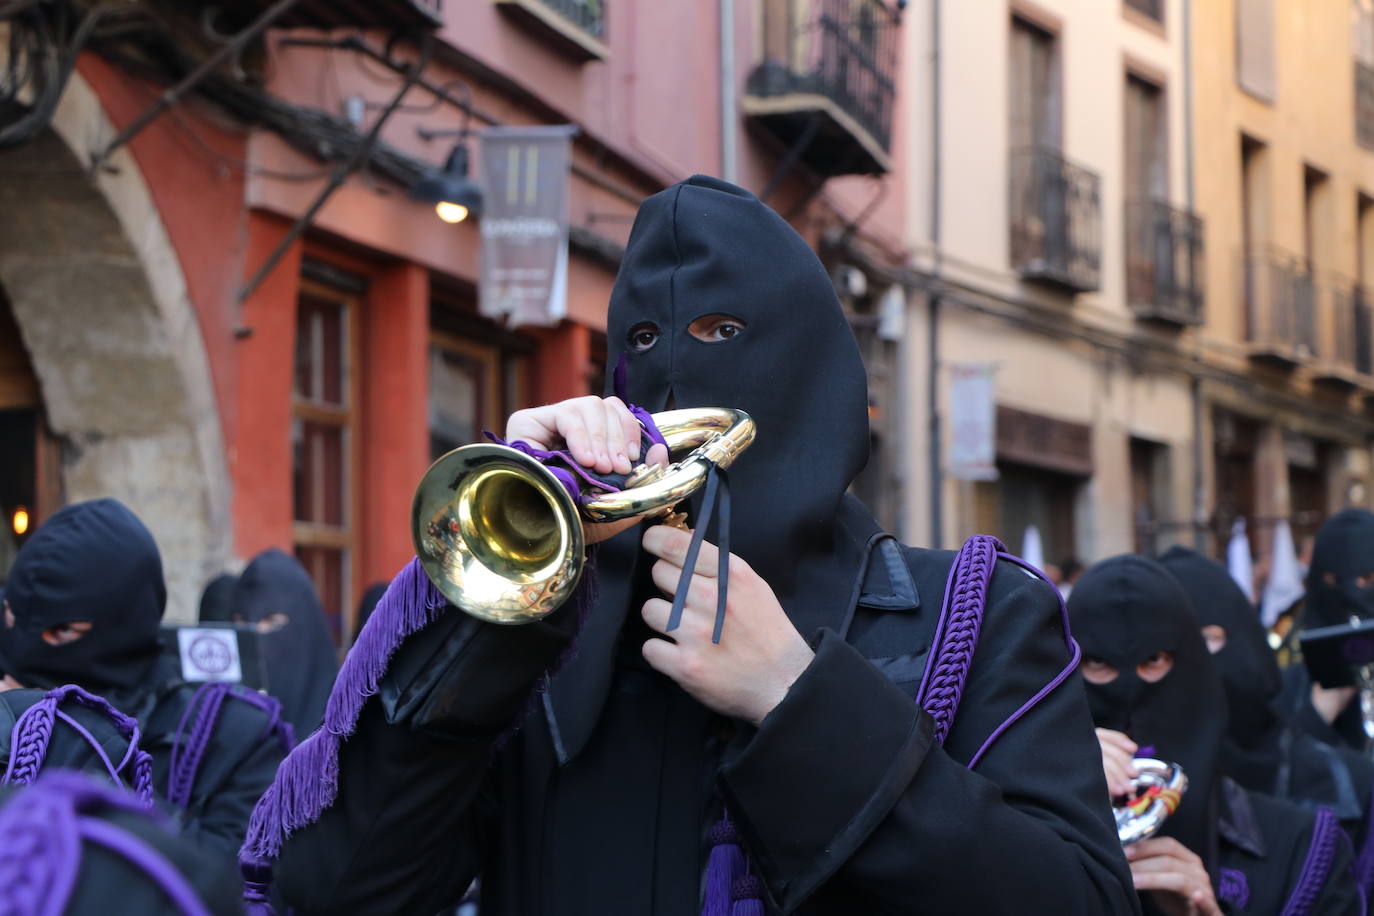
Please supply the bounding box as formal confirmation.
[412,140,483,223]
[12,506,29,537]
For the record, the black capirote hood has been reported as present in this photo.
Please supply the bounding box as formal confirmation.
[1158,546,1283,793]
[198,573,238,624]
[230,549,338,740]
[0,499,164,701]
[1068,554,1225,866]
[546,176,881,765]
[1305,508,1374,628]
[606,174,870,598]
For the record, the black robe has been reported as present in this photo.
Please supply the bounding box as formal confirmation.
[1215,776,1362,915]
[1160,548,1374,865]
[276,527,1136,914]
[0,688,145,785]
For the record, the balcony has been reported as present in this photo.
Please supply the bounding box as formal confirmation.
[1009,147,1102,293]
[1125,201,1205,326]
[1241,251,1316,369]
[743,0,900,177]
[494,0,608,61]
[1358,61,1374,150]
[215,0,443,30]
[1313,281,1374,388]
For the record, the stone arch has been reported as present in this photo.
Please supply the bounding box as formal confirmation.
[0,70,231,621]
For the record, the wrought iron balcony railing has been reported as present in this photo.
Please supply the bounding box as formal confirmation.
[1009,147,1102,293]
[494,0,607,60]
[1315,280,1374,384]
[1241,250,1316,367]
[1125,200,1205,326]
[744,0,900,176]
[227,0,443,29]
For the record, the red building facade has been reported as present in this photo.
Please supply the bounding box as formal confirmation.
[0,0,909,640]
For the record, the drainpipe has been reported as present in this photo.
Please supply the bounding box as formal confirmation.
[719,0,738,183]
[1183,0,1207,551]
[927,0,944,547]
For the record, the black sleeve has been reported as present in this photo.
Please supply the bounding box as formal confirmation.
[720,565,1140,915]
[179,710,287,863]
[275,601,580,915]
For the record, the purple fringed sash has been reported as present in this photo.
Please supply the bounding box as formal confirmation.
[240,558,447,865]
[3,685,154,805]
[0,771,210,916]
[166,683,294,810]
[1281,807,1342,916]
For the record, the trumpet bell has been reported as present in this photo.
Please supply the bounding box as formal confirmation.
[412,444,586,624]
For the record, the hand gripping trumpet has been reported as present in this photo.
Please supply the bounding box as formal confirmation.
[411,407,756,624]
[1115,758,1188,847]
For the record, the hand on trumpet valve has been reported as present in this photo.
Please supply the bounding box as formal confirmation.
[1096,728,1140,798]
[506,396,672,543]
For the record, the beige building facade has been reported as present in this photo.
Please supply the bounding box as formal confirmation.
[901,0,1374,572]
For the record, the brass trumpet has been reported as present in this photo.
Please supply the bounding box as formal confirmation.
[411,407,756,624]
[1115,758,1188,847]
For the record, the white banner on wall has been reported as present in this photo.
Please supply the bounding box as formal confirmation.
[478,125,578,328]
[947,363,999,481]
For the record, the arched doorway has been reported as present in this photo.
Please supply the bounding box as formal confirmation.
[0,77,230,618]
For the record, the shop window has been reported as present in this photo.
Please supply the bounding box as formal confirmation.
[292,284,357,641]
[429,304,534,460]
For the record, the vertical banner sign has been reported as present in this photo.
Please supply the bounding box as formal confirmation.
[947,363,999,481]
[479,125,579,328]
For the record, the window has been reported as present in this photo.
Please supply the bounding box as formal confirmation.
[1124,74,1166,203]
[1009,16,1061,153]
[292,284,357,642]
[1236,0,1276,102]
[1130,438,1168,554]
[1357,1,1374,148]
[429,304,533,461]
[1124,0,1163,25]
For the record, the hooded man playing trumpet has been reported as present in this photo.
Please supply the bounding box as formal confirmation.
[245,175,1136,915]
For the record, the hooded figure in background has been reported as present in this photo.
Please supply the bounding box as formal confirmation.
[352,582,387,644]
[230,549,337,740]
[1071,555,1361,915]
[1283,510,1374,754]
[0,771,241,916]
[198,574,238,624]
[1160,546,1374,877]
[265,176,1135,915]
[0,499,287,865]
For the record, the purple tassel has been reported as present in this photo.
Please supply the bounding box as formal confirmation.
[730,874,765,916]
[239,852,277,916]
[241,558,447,863]
[703,815,746,916]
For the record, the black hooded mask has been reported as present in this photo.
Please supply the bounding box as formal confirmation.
[1158,546,1283,793]
[1304,508,1374,629]
[230,549,338,740]
[546,175,881,764]
[1068,555,1226,867]
[0,500,164,706]
[198,574,238,624]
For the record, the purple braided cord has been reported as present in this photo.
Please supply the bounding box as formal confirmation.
[1281,807,1342,916]
[166,682,229,809]
[1356,796,1374,896]
[0,771,206,916]
[1218,867,1251,909]
[915,536,1001,745]
[3,686,153,805]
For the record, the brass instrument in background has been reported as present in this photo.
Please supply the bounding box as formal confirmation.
[1115,758,1188,847]
[412,408,756,624]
